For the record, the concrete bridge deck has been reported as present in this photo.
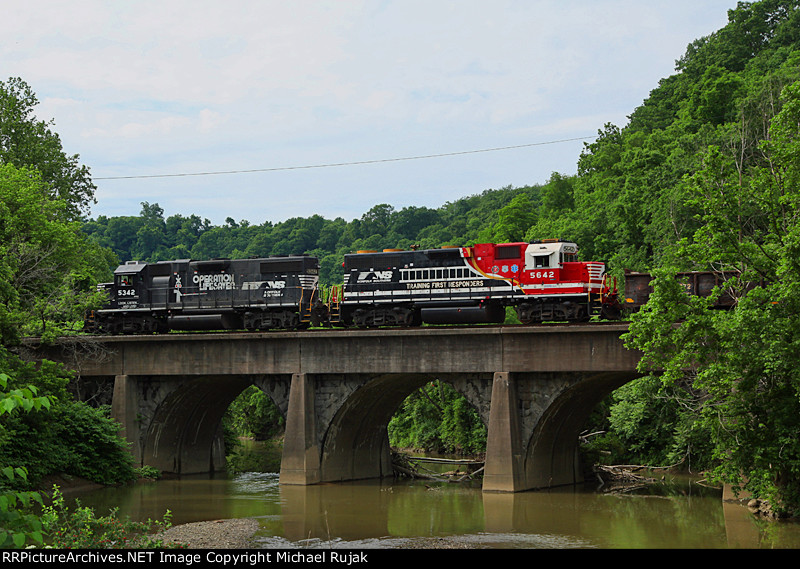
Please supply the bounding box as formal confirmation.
[57,323,639,376]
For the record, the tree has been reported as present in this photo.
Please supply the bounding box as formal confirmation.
[478,192,536,243]
[0,164,110,343]
[359,204,395,239]
[388,381,486,455]
[539,172,575,216]
[0,77,95,220]
[624,80,800,517]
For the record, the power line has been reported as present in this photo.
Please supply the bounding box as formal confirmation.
[94,136,596,181]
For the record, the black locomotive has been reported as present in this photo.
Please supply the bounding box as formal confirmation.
[85,255,321,334]
[340,246,507,327]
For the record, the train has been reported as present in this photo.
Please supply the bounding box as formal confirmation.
[86,240,749,336]
[84,239,628,335]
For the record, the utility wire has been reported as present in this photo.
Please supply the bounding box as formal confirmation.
[94,136,595,181]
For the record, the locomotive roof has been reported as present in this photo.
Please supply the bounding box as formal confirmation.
[526,241,578,255]
[114,260,147,274]
[113,255,319,275]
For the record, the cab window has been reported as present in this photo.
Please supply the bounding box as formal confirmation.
[533,255,550,268]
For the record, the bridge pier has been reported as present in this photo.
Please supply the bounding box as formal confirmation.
[280,373,321,485]
[483,372,525,492]
[111,375,141,465]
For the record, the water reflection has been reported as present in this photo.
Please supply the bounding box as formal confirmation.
[72,473,800,549]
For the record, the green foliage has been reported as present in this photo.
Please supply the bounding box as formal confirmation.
[223,385,284,441]
[134,465,161,480]
[222,386,285,473]
[603,375,715,470]
[0,162,112,344]
[82,184,546,286]
[0,348,137,489]
[388,381,486,455]
[0,371,51,548]
[624,73,800,516]
[40,486,182,548]
[225,439,283,474]
[0,77,96,220]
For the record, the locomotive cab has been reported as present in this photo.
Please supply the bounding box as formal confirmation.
[112,261,147,309]
[524,240,578,271]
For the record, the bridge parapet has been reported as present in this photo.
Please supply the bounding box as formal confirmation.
[37,323,640,376]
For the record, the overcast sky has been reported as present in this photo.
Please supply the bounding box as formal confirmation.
[2,1,738,226]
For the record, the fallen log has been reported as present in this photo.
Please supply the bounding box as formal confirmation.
[391,451,484,482]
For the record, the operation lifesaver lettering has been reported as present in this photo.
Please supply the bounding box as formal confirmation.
[193,273,235,291]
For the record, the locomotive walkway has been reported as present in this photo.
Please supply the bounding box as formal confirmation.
[33,323,643,493]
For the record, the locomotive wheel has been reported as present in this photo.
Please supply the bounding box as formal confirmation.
[244,309,303,331]
[352,306,417,328]
[515,300,589,323]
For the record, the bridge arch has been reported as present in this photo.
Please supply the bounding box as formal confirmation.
[315,373,495,482]
[128,374,293,475]
[521,371,639,489]
[319,374,429,481]
[141,375,251,474]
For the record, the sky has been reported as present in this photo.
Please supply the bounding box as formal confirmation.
[2,1,740,226]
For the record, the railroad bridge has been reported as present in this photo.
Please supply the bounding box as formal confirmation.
[33,323,642,493]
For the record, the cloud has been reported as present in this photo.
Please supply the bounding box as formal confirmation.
[0,0,737,224]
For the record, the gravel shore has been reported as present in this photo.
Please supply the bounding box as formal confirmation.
[154,518,476,549]
[156,518,261,549]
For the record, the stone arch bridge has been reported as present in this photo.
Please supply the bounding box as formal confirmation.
[33,324,642,493]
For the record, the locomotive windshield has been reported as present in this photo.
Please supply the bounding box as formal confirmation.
[532,255,550,268]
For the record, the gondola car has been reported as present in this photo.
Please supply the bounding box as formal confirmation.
[622,269,753,312]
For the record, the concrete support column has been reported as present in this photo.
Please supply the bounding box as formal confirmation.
[483,372,526,492]
[280,373,321,485]
[111,374,142,466]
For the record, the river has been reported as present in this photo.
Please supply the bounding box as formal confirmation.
[71,470,800,549]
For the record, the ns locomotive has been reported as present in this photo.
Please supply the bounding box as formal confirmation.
[85,239,623,335]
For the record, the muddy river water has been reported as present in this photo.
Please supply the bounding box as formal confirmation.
[71,471,800,549]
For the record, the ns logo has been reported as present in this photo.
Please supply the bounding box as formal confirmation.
[357,270,393,282]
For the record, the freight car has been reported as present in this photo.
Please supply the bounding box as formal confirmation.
[85,255,321,334]
[85,239,622,335]
[622,269,747,311]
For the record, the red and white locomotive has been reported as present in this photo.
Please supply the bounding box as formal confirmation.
[338,239,621,327]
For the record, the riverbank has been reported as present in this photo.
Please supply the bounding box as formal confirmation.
[155,518,474,549]
[156,518,261,549]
